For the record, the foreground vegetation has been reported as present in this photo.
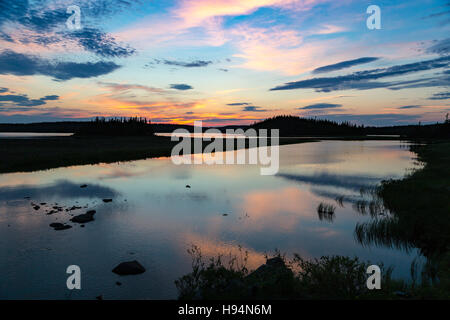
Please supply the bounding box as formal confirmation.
[176,246,410,300]
[176,141,450,300]
[356,141,450,298]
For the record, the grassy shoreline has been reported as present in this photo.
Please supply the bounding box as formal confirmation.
[175,140,450,300]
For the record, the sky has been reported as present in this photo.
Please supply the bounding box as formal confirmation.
[0,0,449,126]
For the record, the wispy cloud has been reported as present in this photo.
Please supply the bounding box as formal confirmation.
[429,92,450,100]
[0,50,121,81]
[154,59,213,68]
[298,103,342,110]
[397,105,422,109]
[271,56,450,92]
[313,57,380,74]
[170,83,193,90]
[242,106,268,112]
[227,102,251,106]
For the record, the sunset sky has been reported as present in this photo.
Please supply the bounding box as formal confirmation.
[0,0,449,126]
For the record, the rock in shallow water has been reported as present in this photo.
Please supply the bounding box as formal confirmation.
[70,210,96,223]
[49,223,72,231]
[112,260,146,275]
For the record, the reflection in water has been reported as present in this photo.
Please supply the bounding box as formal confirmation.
[276,172,382,191]
[0,180,119,201]
[0,140,421,299]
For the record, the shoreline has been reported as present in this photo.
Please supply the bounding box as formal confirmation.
[1,135,320,174]
[0,134,437,174]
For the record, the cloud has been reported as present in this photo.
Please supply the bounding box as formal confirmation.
[0,1,137,57]
[69,28,136,58]
[311,24,347,35]
[155,59,213,68]
[298,103,342,110]
[170,83,193,90]
[427,38,450,55]
[98,82,168,94]
[270,56,450,92]
[40,95,59,101]
[227,102,251,106]
[312,57,379,74]
[242,106,267,112]
[174,0,327,27]
[0,92,60,107]
[231,25,338,75]
[429,92,450,100]
[0,50,121,80]
[398,105,421,109]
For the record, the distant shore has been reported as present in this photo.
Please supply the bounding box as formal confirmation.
[0,135,319,174]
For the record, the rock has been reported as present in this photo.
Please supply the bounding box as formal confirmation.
[112,260,146,275]
[80,184,87,188]
[50,223,63,228]
[71,210,96,223]
[222,213,228,216]
[103,199,113,203]
[95,295,103,300]
[55,225,72,231]
[40,202,46,205]
[116,281,122,286]
[186,185,191,188]
[49,223,72,231]
[80,225,85,228]
[33,205,40,211]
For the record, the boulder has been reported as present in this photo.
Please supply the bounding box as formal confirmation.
[112,260,146,275]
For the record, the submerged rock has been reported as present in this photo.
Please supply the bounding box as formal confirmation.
[80,184,87,188]
[71,210,96,223]
[33,205,40,211]
[186,185,191,188]
[112,260,146,275]
[49,223,72,231]
[102,199,113,203]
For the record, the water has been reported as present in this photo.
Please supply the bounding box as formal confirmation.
[0,140,421,299]
[0,132,73,138]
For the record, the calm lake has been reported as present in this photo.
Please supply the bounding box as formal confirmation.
[0,140,422,299]
[0,132,73,138]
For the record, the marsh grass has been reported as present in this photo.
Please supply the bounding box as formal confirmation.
[175,246,409,300]
[317,202,336,222]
